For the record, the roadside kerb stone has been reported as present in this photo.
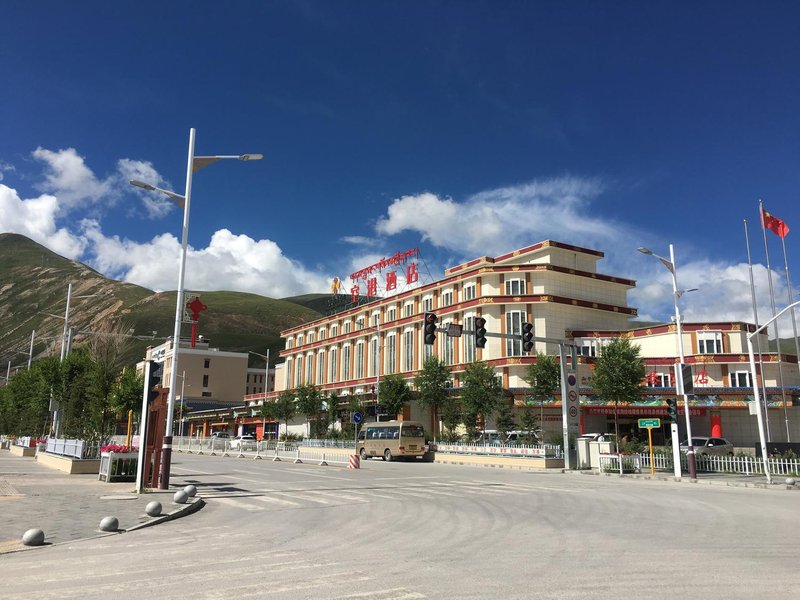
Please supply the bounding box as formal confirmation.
[572,468,798,490]
[126,496,205,532]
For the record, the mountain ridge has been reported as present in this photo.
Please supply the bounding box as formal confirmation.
[0,233,324,369]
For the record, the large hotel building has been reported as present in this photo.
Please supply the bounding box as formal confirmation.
[229,240,799,446]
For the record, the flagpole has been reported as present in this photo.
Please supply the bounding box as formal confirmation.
[744,219,771,441]
[759,199,790,441]
[780,234,795,442]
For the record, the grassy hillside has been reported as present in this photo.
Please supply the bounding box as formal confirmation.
[0,234,322,370]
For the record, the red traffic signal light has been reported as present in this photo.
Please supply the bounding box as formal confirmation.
[423,312,438,345]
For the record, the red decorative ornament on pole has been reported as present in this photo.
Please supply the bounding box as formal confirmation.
[186,296,208,348]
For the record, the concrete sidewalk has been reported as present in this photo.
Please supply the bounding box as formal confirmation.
[572,467,800,490]
[0,450,202,555]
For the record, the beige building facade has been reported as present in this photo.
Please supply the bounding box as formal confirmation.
[240,240,800,447]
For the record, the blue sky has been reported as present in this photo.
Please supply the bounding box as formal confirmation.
[1,2,799,332]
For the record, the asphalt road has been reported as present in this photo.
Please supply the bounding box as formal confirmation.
[1,452,798,599]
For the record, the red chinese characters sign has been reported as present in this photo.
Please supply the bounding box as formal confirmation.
[348,247,420,301]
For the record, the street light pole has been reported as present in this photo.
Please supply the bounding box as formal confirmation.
[668,245,697,480]
[28,329,35,370]
[178,370,186,437]
[747,300,800,484]
[158,128,197,490]
[131,129,262,490]
[639,245,697,479]
[249,348,270,439]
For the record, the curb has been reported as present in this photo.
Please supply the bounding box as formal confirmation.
[433,457,557,472]
[126,496,205,532]
[570,469,797,491]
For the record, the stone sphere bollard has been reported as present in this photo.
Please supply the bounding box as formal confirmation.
[145,501,162,517]
[173,490,188,504]
[184,484,197,498]
[786,478,796,487]
[99,516,119,532]
[22,528,45,546]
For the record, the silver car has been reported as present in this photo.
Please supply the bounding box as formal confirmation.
[230,435,257,450]
[680,436,734,456]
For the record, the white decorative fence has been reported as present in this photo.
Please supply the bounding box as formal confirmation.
[434,442,563,459]
[172,437,353,466]
[599,452,800,477]
[98,452,139,482]
[45,438,103,460]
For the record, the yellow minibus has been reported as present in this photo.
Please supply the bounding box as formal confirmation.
[356,420,429,461]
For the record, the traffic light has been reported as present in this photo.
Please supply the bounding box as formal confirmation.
[423,312,438,345]
[681,364,694,395]
[474,317,487,349]
[522,322,534,353]
[146,360,163,403]
[666,398,678,424]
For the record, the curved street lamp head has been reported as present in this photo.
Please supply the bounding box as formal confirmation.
[239,154,263,161]
[130,180,185,205]
[130,179,156,191]
[637,247,654,256]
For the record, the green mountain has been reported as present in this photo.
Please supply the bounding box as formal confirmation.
[0,233,322,370]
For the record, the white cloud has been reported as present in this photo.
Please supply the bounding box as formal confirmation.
[630,259,800,338]
[81,225,331,297]
[115,158,175,219]
[0,184,85,258]
[32,147,113,210]
[375,176,620,256]
[31,147,174,219]
[0,161,14,181]
[6,147,800,327]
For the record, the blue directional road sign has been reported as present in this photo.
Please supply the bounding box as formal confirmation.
[351,411,363,424]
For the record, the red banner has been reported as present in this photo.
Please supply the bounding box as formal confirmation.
[585,406,706,417]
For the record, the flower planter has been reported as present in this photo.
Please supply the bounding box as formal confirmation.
[99,451,139,483]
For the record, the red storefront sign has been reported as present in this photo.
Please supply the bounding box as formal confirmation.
[585,406,706,417]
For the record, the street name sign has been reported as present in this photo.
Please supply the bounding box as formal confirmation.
[638,418,661,428]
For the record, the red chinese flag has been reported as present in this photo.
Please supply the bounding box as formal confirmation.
[761,207,789,238]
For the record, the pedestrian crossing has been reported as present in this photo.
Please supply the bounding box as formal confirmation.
[201,479,574,512]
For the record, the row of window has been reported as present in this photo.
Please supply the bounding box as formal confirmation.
[286,309,543,388]
[645,371,753,388]
[577,331,727,357]
[286,279,528,349]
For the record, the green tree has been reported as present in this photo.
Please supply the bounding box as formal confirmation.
[295,384,322,438]
[592,337,647,445]
[523,353,561,444]
[519,408,540,445]
[413,356,451,440]
[268,390,298,440]
[55,348,94,440]
[0,357,59,436]
[494,399,516,442]
[460,361,504,436]
[377,374,413,421]
[439,396,463,442]
[109,367,144,420]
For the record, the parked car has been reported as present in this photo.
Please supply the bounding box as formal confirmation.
[578,433,615,442]
[680,436,734,456]
[211,431,230,439]
[230,435,257,449]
